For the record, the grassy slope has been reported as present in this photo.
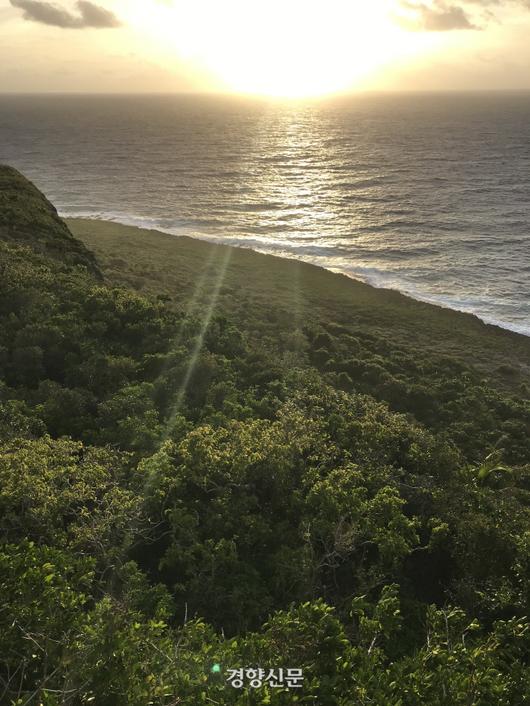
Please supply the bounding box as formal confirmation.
[69,218,530,391]
[0,166,100,276]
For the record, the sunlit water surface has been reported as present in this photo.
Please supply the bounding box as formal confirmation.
[1,93,529,335]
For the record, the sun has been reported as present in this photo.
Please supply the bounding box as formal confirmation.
[125,0,442,97]
[207,0,423,97]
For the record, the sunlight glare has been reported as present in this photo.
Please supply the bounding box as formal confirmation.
[125,0,440,97]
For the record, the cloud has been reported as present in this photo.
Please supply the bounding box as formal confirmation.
[464,0,529,5]
[420,2,476,29]
[399,1,477,30]
[399,0,530,31]
[10,0,121,28]
[76,1,120,27]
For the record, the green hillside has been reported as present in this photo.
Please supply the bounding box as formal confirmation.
[69,216,530,387]
[71,218,530,464]
[0,165,100,276]
[1,166,529,705]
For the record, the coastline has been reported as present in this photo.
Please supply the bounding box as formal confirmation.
[67,217,530,388]
[63,213,529,339]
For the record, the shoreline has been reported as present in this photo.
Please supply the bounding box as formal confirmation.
[67,217,530,393]
[64,214,530,340]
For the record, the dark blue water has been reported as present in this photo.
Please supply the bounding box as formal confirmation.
[1,93,529,335]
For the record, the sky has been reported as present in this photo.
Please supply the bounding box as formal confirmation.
[1,0,530,96]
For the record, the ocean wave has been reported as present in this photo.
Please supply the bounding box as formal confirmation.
[5,94,529,344]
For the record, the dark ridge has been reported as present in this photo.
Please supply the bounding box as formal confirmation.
[0,165,101,278]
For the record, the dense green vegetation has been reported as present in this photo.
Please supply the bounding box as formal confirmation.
[1,165,529,704]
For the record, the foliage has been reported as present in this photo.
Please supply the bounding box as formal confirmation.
[1,166,529,704]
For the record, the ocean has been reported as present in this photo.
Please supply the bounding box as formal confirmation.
[1,93,529,336]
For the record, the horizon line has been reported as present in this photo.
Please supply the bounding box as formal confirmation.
[2,88,530,99]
